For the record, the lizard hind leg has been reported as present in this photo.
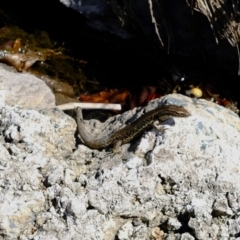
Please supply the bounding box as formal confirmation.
[152,121,166,134]
[112,140,122,153]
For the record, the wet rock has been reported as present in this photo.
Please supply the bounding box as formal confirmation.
[59,0,239,73]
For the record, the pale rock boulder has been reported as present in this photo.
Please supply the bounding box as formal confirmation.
[0,94,240,239]
[0,63,55,108]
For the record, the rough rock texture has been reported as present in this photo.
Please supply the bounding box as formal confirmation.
[0,63,55,108]
[0,93,240,239]
[0,106,76,239]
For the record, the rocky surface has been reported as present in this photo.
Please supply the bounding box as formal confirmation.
[0,93,240,239]
[0,63,55,109]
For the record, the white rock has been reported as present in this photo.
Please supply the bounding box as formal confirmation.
[0,63,55,108]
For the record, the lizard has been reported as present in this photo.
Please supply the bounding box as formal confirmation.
[76,104,190,150]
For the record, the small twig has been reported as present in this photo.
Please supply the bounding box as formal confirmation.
[148,0,164,46]
[56,102,122,111]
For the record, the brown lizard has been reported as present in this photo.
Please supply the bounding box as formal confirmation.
[76,104,190,150]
